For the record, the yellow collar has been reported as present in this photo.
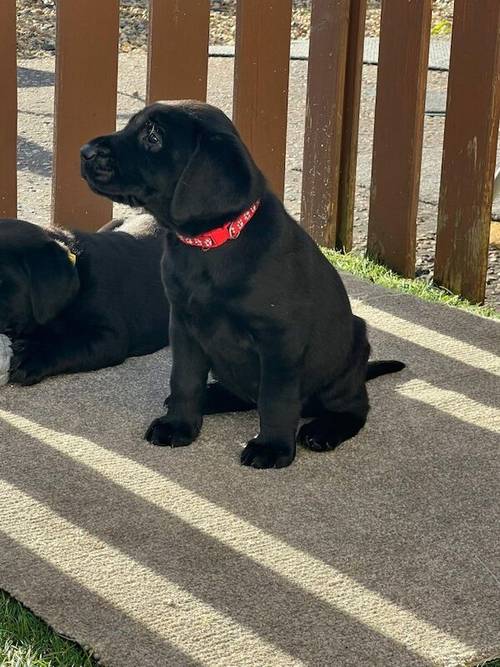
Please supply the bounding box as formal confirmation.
[55,240,77,266]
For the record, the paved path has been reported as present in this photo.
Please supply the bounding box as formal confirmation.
[212,37,451,110]
[213,36,453,72]
[0,275,498,667]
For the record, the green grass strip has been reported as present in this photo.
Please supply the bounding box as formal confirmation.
[323,248,499,320]
[0,590,96,667]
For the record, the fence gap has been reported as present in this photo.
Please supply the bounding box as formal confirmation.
[367,0,432,277]
[301,0,351,247]
[0,0,17,219]
[233,0,292,199]
[147,0,210,103]
[52,0,119,230]
[434,0,500,304]
[336,0,367,251]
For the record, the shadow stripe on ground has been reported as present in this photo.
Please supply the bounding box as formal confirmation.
[0,274,498,666]
[353,301,500,377]
[0,408,485,667]
[0,409,431,667]
[396,380,500,433]
[0,480,300,667]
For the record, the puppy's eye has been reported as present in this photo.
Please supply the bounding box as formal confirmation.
[144,122,162,149]
[147,129,159,144]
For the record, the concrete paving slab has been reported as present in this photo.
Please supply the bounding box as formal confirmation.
[363,36,451,71]
[0,273,498,667]
[211,37,452,72]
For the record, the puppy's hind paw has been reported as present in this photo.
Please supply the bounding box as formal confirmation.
[297,413,365,452]
[145,416,200,448]
[297,421,341,452]
[240,439,295,469]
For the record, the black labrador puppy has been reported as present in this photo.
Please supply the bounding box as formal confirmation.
[81,100,403,469]
[0,214,169,385]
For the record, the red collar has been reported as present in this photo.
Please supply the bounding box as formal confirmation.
[176,200,260,250]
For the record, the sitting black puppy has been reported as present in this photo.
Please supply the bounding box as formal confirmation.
[0,214,169,385]
[81,100,404,469]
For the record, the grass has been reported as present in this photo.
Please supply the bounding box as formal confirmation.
[431,18,453,36]
[323,248,500,320]
[0,591,95,667]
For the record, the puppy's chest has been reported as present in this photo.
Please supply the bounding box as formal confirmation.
[167,269,255,351]
[167,271,233,325]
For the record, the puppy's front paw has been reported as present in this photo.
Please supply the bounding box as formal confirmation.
[145,415,201,448]
[9,340,47,386]
[240,438,295,469]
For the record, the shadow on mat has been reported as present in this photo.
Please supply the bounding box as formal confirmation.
[0,534,202,667]
[0,302,499,666]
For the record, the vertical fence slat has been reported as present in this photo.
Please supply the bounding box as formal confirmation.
[434,0,500,304]
[367,0,432,277]
[233,0,292,198]
[147,0,210,103]
[0,0,17,219]
[301,0,351,247]
[52,0,119,230]
[336,0,367,251]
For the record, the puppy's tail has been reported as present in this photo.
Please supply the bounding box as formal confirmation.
[366,360,405,381]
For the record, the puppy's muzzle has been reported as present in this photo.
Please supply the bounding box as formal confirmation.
[80,143,115,184]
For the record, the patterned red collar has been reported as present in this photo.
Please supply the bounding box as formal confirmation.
[176,200,260,250]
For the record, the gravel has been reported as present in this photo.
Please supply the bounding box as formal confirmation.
[16,0,311,57]
[16,0,455,58]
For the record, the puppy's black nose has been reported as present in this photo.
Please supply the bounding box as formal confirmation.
[80,143,98,161]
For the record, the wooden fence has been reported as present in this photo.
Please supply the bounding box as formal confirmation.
[1,0,499,304]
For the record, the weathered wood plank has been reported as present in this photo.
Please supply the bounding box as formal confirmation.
[367,0,432,276]
[147,0,210,103]
[336,0,367,251]
[233,0,292,198]
[52,0,119,230]
[0,0,17,218]
[301,0,351,246]
[434,0,500,303]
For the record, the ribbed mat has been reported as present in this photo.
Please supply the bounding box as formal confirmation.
[0,276,499,666]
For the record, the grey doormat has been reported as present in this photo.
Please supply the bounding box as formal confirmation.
[0,276,499,666]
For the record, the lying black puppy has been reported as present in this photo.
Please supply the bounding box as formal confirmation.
[81,100,404,468]
[0,214,169,385]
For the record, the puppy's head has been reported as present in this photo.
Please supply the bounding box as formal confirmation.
[0,220,80,335]
[81,101,265,232]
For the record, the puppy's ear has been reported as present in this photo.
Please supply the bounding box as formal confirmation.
[171,132,259,223]
[24,242,80,325]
